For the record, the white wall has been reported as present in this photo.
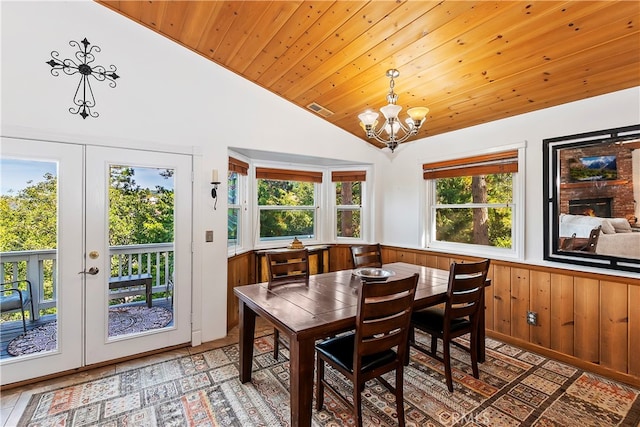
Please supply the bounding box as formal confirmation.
[383,86,640,277]
[0,1,382,343]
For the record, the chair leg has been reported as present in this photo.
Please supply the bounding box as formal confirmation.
[20,307,27,334]
[395,367,406,427]
[29,297,35,321]
[353,377,363,427]
[273,328,280,360]
[315,357,325,410]
[430,334,438,354]
[405,327,414,366]
[443,340,453,392]
[470,330,480,379]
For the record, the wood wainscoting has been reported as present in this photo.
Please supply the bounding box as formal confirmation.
[227,251,257,334]
[227,244,640,387]
[381,245,640,387]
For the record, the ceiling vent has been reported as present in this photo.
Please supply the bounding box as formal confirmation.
[307,102,334,118]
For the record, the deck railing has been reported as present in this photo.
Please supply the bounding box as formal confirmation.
[1,243,174,319]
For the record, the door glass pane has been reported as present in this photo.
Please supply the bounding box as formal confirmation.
[107,166,174,338]
[1,159,58,359]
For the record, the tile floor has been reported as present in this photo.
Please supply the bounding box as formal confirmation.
[0,318,274,426]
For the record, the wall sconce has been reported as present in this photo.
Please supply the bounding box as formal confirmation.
[211,169,221,210]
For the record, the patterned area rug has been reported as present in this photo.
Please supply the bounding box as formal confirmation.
[7,306,173,357]
[16,332,640,426]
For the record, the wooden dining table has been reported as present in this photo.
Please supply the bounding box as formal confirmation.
[234,261,490,427]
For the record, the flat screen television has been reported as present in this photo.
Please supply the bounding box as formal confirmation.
[569,155,617,182]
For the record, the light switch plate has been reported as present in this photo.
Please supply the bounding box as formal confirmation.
[205,230,213,242]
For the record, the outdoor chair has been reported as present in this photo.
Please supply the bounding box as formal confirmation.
[1,280,35,334]
[409,259,490,392]
[315,273,419,427]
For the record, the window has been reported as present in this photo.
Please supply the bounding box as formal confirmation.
[228,156,248,250]
[333,170,366,239]
[424,150,520,255]
[256,167,322,242]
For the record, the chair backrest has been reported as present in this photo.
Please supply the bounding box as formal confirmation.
[560,233,577,250]
[444,259,490,323]
[585,226,601,253]
[0,280,33,311]
[350,244,383,268]
[354,273,419,365]
[266,249,310,289]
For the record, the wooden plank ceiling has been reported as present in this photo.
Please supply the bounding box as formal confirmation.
[97,1,640,150]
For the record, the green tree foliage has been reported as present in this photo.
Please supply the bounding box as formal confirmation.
[0,167,177,314]
[336,181,361,238]
[0,173,57,252]
[436,174,512,248]
[257,179,314,238]
[1,173,58,318]
[109,166,174,246]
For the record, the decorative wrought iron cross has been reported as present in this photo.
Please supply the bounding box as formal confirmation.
[46,37,120,119]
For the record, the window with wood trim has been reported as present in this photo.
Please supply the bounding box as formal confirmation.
[228,157,248,250]
[333,170,365,239]
[424,150,518,251]
[256,167,321,242]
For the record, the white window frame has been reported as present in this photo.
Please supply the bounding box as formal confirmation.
[253,162,323,249]
[227,171,245,254]
[227,153,250,256]
[331,167,371,243]
[423,144,525,260]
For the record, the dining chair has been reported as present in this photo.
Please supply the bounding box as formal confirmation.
[585,226,601,253]
[315,273,419,427]
[1,280,35,334]
[409,259,490,392]
[266,248,310,360]
[350,243,382,268]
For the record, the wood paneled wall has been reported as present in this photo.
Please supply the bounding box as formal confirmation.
[382,245,640,387]
[227,244,640,387]
[226,251,256,331]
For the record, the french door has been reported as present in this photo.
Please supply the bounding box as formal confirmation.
[0,139,193,384]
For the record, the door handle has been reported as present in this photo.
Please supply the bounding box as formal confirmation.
[78,267,100,275]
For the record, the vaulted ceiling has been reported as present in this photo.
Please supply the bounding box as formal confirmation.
[97,1,640,150]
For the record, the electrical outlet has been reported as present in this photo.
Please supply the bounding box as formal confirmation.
[526,311,537,325]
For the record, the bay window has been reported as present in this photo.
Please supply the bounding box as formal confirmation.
[228,156,248,251]
[333,170,366,239]
[256,167,321,243]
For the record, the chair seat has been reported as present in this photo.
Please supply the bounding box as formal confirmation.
[0,294,28,311]
[412,307,470,334]
[316,332,396,373]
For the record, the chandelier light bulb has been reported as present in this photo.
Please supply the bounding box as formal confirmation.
[380,103,402,120]
[358,110,379,126]
[384,121,401,136]
[407,106,429,121]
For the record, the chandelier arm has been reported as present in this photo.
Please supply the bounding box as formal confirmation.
[371,119,412,138]
[369,126,414,145]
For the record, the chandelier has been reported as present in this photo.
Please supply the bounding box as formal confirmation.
[358,69,429,152]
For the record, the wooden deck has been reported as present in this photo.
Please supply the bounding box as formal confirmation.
[0,298,173,360]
